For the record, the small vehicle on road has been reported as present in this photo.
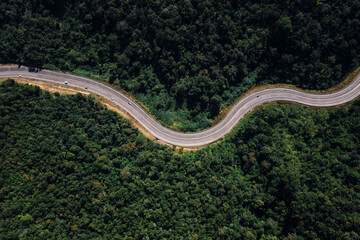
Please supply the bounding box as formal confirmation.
[85,87,88,89]
[128,101,132,105]
[18,75,21,77]
[65,81,68,85]
[111,97,114,101]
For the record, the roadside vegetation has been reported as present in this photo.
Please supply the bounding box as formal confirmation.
[1,80,359,239]
[0,0,359,130]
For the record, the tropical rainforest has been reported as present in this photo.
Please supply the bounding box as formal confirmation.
[0,0,359,130]
[1,0,360,239]
[1,80,359,239]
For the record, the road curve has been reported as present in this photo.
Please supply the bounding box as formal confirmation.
[1,65,360,147]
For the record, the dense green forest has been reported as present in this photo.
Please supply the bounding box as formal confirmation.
[1,80,359,239]
[0,0,359,130]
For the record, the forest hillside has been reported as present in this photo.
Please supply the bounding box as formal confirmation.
[1,80,359,239]
[0,0,359,130]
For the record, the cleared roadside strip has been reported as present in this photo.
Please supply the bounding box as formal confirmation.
[1,65,360,147]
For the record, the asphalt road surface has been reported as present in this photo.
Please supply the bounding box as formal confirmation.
[1,65,360,147]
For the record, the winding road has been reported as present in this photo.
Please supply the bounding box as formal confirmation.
[1,65,360,147]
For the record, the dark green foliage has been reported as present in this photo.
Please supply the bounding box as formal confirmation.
[0,81,359,239]
[0,0,359,130]
[225,103,360,239]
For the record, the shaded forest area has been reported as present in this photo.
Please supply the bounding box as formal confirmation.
[1,81,359,239]
[0,0,359,130]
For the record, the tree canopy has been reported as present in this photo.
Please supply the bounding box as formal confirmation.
[1,80,359,239]
[0,0,359,130]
